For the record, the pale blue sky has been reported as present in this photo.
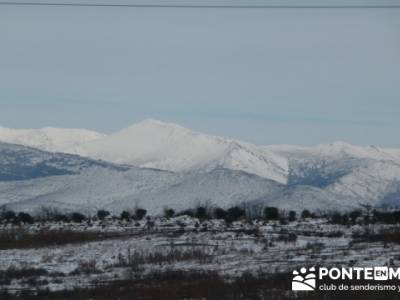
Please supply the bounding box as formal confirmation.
[1,1,400,146]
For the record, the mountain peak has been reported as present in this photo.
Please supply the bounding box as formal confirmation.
[0,126,105,153]
[68,119,288,183]
[139,118,171,126]
[124,119,189,132]
[330,141,353,147]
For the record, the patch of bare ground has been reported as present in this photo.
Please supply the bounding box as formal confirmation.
[1,271,399,300]
[0,229,137,250]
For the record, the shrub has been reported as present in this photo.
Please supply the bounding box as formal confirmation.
[35,206,61,221]
[54,214,69,223]
[72,260,100,275]
[116,247,212,270]
[214,208,227,220]
[226,206,245,222]
[330,212,349,225]
[70,212,86,223]
[277,232,297,243]
[372,210,400,224]
[18,212,34,224]
[164,208,175,219]
[134,208,147,221]
[263,207,279,221]
[195,207,207,220]
[2,210,16,222]
[120,211,131,221]
[288,211,296,222]
[97,210,110,220]
[301,209,311,219]
[349,210,362,223]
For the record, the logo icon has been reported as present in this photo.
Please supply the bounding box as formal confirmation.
[292,267,316,291]
[374,267,388,281]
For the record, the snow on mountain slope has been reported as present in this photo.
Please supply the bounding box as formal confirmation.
[0,146,284,213]
[0,141,128,181]
[0,126,105,153]
[5,121,400,190]
[0,167,177,213]
[70,119,289,184]
[2,121,400,212]
[106,169,283,213]
[1,139,400,213]
[265,142,400,206]
[0,141,284,213]
[327,160,400,206]
[265,141,400,162]
[266,142,400,189]
[250,185,360,212]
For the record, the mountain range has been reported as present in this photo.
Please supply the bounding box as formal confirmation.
[1,119,399,214]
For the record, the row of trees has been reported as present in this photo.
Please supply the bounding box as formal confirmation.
[0,209,88,224]
[329,210,400,225]
[0,207,149,224]
[179,206,246,223]
[2,205,400,225]
[176,206,314,224]
[0,206,299,225]
[182,206,400,225]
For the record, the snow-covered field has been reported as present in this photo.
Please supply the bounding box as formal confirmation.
[1,217,399,296]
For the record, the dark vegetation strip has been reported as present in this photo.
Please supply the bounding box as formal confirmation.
[3,205,400,250]
[0,229,149,250]
[1,270,399,300]
[0,268,49,285]
[352,227,400,244]
[3,205,400,230]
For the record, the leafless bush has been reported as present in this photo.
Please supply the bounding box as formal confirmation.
[277,232,297,243]
[305,242,325,252]
[116,247,213,270]
[71,260,100,275]
[0,267,48,285]
[353,227,400,244]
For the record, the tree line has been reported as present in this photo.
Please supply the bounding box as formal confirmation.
[1,205,400,225]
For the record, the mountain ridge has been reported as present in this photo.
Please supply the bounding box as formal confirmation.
[0,126,105,153]
[64,119,289,184]
[0,139,399,213]
[1,119,400,213]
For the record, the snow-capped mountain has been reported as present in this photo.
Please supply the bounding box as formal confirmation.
[0,120,288,184]
[68,119,289,184]
[265,142,400,208]
[1,120,400,213]
[0,141,286,213]
[0,141,363,214]
[265,141,400,162]
[0,141,127,181]
[0,126,105,153]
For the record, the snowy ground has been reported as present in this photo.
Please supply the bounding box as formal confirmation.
[0,217,399,295]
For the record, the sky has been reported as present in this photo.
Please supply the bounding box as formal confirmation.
[1,1,400,146]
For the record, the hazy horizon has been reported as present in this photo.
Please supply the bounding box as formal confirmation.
[1,118,399,149]
[1,1,400,146]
